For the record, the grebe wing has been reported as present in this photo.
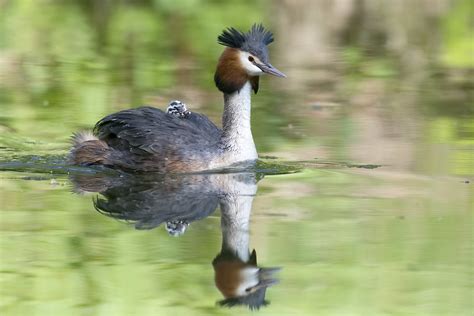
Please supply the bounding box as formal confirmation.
[94,106,221,154]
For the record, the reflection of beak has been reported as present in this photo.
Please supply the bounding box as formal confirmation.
[247,267,281,293]
[256,62,287,78]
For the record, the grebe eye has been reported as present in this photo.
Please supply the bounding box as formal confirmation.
[248,56,254,62]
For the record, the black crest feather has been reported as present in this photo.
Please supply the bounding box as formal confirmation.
[217,24,274,62]
[218,27,247,48]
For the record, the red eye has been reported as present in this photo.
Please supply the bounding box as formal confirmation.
[248,56,254,62]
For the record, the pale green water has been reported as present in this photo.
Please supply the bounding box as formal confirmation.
[0,1,473,315]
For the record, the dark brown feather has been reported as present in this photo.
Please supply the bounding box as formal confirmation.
[214,48,251,94]
[249,76,259,94]
[70,140,109,165]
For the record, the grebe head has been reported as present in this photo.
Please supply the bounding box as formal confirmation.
[214,24,286,94]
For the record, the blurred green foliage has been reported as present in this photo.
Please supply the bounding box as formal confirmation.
[0,0,472,175]
[441,0,474,67]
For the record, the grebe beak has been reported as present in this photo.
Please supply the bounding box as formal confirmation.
[257,62,286,78]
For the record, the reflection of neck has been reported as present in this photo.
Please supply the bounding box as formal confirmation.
[219,82,257,161]
[219,179,257,262]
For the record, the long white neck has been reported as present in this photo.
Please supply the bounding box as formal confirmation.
[219,178,257,262]
[219,82,258,162]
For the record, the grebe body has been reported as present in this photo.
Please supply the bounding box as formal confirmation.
[70,24,285,172]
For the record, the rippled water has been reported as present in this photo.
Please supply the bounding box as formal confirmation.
[1,1,473,315]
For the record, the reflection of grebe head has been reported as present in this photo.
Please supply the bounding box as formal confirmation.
[212,249,280,310]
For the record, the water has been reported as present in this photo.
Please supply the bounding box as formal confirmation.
[0,1,473,315]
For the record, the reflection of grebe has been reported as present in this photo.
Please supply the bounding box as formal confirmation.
[213,176,279,309]
[70,24,285,173]
[71,171,280,309]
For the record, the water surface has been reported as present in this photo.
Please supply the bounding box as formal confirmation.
[0,1,473,315]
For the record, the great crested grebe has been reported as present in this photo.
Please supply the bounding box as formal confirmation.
[70,24,285,172]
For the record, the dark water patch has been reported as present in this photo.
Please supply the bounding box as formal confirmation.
[268,159,383,170]
[258,155,279,159]
[0,154,382,179]
[0,152,302,177]
[347,163,382,169]
[21,176,55,181]
[0,154,66,165]
[0,160,118,176]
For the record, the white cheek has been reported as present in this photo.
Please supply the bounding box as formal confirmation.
[239,52,263,76]
[244,63,263,76]
[235,267,260,296]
